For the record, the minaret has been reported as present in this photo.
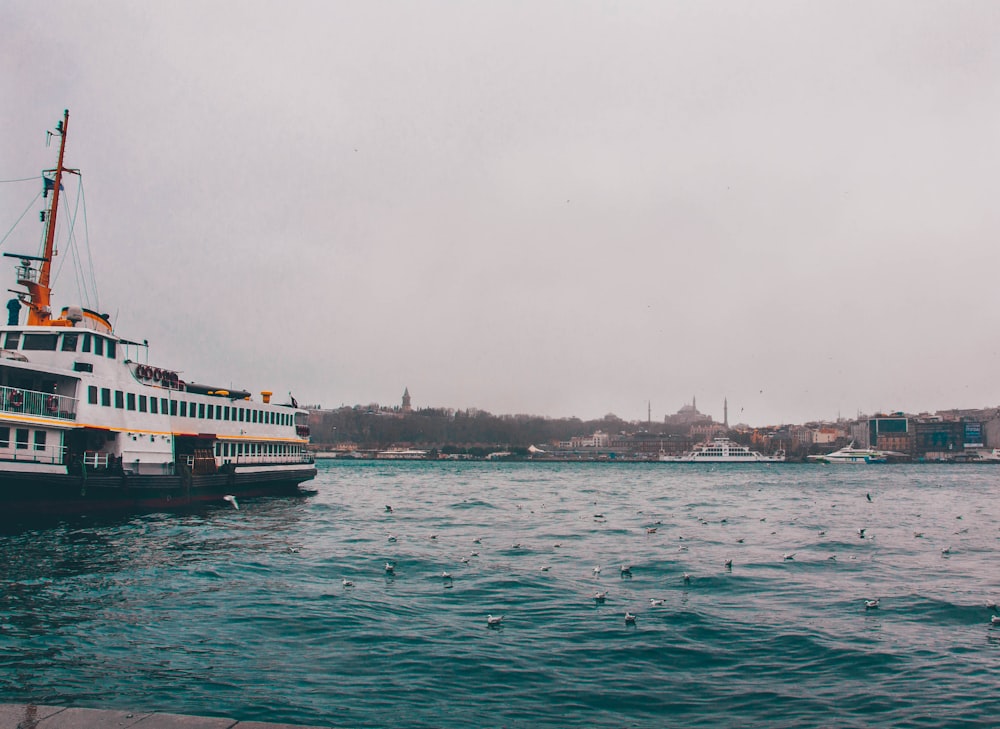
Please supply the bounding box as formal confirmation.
[648,400,652,426]
[724,397,729,428]
[402,387,412,413]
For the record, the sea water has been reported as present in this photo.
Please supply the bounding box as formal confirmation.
[1,461,999,728]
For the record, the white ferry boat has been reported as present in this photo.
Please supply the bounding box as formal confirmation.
[0,110,316,516]
[659,437,785,463]
[807,443,899,464]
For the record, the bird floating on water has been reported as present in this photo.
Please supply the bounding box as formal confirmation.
[387,534,398,543]
[385,505,393,513]
[865,599,880,610]
[649,598,665,606]
[724,559,733,569]
[866,493,872,502]
[991,615,1000,626]
[593,591,607,602]
[783,553,796,561]
[593,566,602,575]
[487,614,504,627]
[441,571,452,580]
[646,528,657,534]
[342,579,354,587]
[941,546,952,555]
[385,562,395,575]
[222,495,239,510]
[682,573,691,584]
[620,565,633,577]
[624,611,637,625]
[858,528,866,538]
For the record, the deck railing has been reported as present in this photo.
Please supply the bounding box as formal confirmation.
[0,384,78,420]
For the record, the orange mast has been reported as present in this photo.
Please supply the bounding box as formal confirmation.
[23,109,69,326]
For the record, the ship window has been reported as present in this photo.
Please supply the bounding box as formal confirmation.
[114,390,124,409]
[93,337,104,357]
[238,409,245,422]
[61,333,79,351]
[224,406,230,420]
[127,393,136,411]
[207,404,214,419]
[88,386,98,404]
[15,428,29,449]
[4,332,20,349]
[139,395,147,413]
[33,430,46,451]
[180,402,187,417]
[150,397,158,414]
[106,340,116,359]
[81,333,91,352]
[22,334,58,350]
[170,400,177,416]
[199,403,205,419]
[101,388,111,406]
[0,427,8,448]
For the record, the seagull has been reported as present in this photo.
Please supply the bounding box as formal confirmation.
[387,534,398,543]
[624,611,637,625]
[593,566,602,575]
[487,614,504,627]
[342,579,354,587]
[783,553,796,561]
[724,559,733,569]
[620,564,633,577]
[682,573,691,584]
[649,598,665,606]
[385,505,393,513]
[222,494,239,510]
[646,528,657,534]
[941,546,951,555]
[384,562,395,575]
[473,537,482,544]
[865,599,879,610]
[540,566,550,572]
[858,528,866,538]
[991,615,1000,626]
[441,571,452,580]
[593,590,607,602]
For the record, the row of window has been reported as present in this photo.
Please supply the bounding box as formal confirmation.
[86,386,292,426]
[0,426,46,451]
[3,331,117,358]
[215,441,304,457]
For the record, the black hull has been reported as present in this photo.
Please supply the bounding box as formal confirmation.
[0,466,318,517]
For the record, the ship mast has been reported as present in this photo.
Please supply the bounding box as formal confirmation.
[22,109,70,326]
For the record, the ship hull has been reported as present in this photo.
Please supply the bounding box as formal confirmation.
[0,464,318,517]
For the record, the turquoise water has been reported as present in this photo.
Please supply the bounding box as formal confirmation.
[2,461,999,727]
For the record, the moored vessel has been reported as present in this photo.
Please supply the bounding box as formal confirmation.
[807,443,903,464]
[659,437,785,463]
[0,110,317,517]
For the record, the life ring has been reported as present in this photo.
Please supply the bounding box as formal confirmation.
[8,390,23,409]
[152,367,162,381]
[45,395,59,413]
[135,365,146,379]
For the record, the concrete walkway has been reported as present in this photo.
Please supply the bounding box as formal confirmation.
[0,705,334,729]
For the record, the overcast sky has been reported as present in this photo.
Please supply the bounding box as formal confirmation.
[3,2,999,426]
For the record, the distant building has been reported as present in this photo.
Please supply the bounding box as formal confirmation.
[402,387,412,413]
[664,397,713,427]
[570,431,610,448]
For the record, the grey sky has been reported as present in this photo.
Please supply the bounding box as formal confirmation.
[3,2,999,426]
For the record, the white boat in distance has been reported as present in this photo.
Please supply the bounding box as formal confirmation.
[659,437,785,463]
[808,443,903,464]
